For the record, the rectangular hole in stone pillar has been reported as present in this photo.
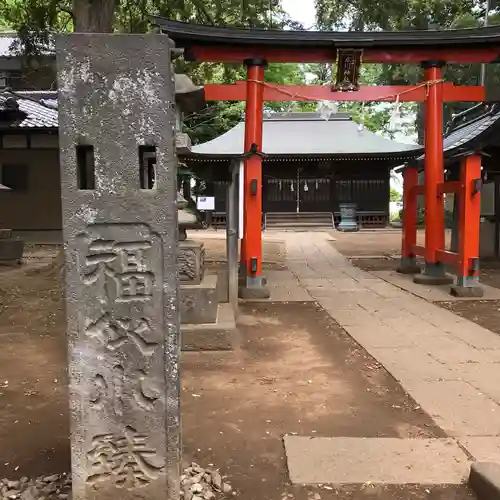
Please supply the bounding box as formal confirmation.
[139,145,157,189]
[76,145,95,190]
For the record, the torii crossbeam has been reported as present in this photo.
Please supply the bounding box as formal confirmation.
[155,18,500,298]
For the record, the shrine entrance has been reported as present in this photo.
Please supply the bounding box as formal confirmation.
[184,112,414,229]
[155,17,500,298]
[263,169,332,214]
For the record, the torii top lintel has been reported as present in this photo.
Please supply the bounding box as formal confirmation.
[153,18,500,64]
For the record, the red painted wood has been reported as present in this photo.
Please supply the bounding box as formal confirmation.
[457,155,482,280]
[187,45,500,64]
[435,249,459,266]
[204,82,485,103]
[423,65,446,266]
[412,245,426,256]
[241,63,265,280]
[438,181,461,194]
[410,185,425,196]
[401,168,419,260]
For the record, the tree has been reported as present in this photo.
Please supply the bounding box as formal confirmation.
[390,187,402,202]
[0,0,302,52]
[0,0,309,145]
[314,0,498,142]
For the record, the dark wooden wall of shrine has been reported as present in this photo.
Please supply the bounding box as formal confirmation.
[211,159,391,215]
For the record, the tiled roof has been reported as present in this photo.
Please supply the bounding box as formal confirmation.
[0,92,57,128]
[414,104,500,162]
[0,94,19,111]
[16,91,58,101]
[16,98,58,128]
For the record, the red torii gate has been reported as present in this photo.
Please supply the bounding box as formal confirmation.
[155,18,500,298]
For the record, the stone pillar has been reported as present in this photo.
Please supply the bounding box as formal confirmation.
[226,160,239,312]
[56,34,180,500]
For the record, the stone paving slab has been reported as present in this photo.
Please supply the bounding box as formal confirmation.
[284,436,470,485]
[284,232,500,440]
[372,270,500,302]
[370,347,457,383]
[401,380,500,437]
[455,363,500,402]
[243,269,313,302]
[422,336,500,364]
[443,321,500,350]
[460,437,500,462]
[345,325,424,348]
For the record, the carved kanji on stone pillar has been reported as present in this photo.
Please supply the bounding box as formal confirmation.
[57,34,180,500]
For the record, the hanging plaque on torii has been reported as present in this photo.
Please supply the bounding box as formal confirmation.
[334,49,363,92]
[153,17,500,297]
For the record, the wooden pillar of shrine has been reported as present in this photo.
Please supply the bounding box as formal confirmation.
[451,154,484,297]
[414,61,453,285]
[239,58,270,299]
[398,166,421,274]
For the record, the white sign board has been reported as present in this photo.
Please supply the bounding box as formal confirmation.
[197,196,215,211]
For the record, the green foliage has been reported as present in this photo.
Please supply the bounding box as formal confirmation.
[0,0,310,145]
[3,0,495,148]
[398,207,455,227]
[390,188,401,202]
[0,0,303,52]
[314,0,499,142]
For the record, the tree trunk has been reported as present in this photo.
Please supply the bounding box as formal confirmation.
[73,0,116,33]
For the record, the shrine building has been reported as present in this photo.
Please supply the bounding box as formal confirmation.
[182,112,420,229]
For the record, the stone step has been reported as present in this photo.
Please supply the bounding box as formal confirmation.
[181,302,236,351]
[180,274,219,324]
[265,212,334,229]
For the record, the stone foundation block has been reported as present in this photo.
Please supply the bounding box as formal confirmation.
[413,273,454,286]
[450,285,484,298]
[469,462,500,500]
[180,274,219,324]
[397,263,421,275]
[181,302,237,351]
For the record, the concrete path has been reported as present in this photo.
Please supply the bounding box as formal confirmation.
[373,269,500,302]
[284,232,500,469]
[284,436,469,485]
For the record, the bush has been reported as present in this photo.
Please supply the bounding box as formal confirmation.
[398,207,455,228]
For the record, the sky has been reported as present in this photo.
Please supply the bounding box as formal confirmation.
[281,0,316,28]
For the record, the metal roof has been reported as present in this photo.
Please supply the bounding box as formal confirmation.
[189,112,421,158]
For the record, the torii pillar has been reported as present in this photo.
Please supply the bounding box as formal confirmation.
[414,60,453,285]
[239,58,270,299]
